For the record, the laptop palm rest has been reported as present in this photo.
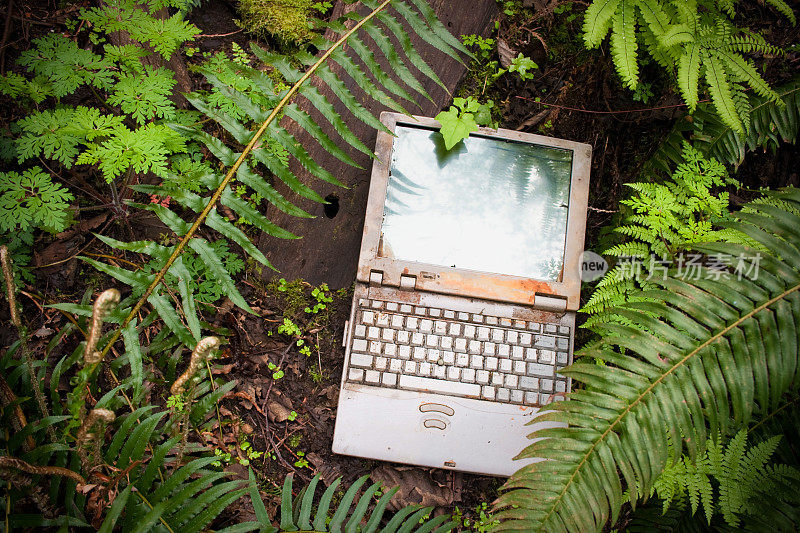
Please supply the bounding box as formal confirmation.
[332,383,562,477]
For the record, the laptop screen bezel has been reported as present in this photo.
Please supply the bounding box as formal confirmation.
[356,113,591,311]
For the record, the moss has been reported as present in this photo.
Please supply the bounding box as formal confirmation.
[236,0,313,45]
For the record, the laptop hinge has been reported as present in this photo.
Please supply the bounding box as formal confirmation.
[535,294,568,312]
[369,270,384,287]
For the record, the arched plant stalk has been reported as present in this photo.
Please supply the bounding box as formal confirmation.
[95,0,394,363]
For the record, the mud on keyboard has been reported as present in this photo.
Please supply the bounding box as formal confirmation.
[345,299,571,406]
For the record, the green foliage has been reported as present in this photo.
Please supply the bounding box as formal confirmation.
[0,167,73,234]
[650,76,800,173]
[582,0,792,132]
[108,66,177,125]
[581,143,745,325]
[435,97,495,150]
[650,430,800,527]
[493,189,800,532]
[236,0,315,44]
[243,472,456,533]
[508,52,538,80]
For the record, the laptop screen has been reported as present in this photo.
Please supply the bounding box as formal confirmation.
[379,125,573,282]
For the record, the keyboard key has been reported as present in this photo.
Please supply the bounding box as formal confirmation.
[514,320,527,329]
[406,317,419,329]
[354,324,367,338]
[352,339,368,352]
[527,322,541,333]
[557,337,569,350]
[399,375,481,397]
[557,352,568,365]
[497,388,510,401]
[449,323,462,336]
[376,313,390,327]
[499,317,512,327]
[491,372,504,386]
[477,327,490,340]
[371,301,383,309]
[497,344,510,357]
[485,357,499,371]
[443,351,455,365]
[374,357,388,370]
[535,335,556,349]
[528,362,554,377]
[368,341,382,354]
[458,312,469,320]
[443,310,455,319]
[365,370,380,384]
[506,374,519,388]
[426,334,439,347]
[468,340,481,354]
[386,302,399,311]
[511,390,524,403]
[462,368,476,382]
[397,346,411,359]
[520,376,539,390]
[404,360,417,374]
[382,329,395,342]
[419,362,432,376]
[447,367,460,380]
[538,350,555,364]
[499,359,512,372]
[396,331,410,344]
[511,346,524,360]
[544,324,558,334]
[432,365,446,379]
[348,368,364,381]
[429,308,441,317]
[519,332,532,346]
[384,344,396,357]
[472,314,484,324]
[441,336,453,349]
[351,353,373,367]
[555,380,566,393]
[411,332,424,346]
[507,331,519,343]
[362,311,375,324]
[415,306,427,316]
[470,355,484,369]
[391,315,404,328]
[476,370,490,384]
[434,321,448,335]
[525,392,539,404]
[483,342,496,356]
[559,325,571,335]
[486,316,498,325]
[463,324,476,338]
[367,327,380,339]
[514,360,526,374]
[420,319,433,333]
[413,347,426,360]
[481,386,495,400]
[455,338,467,351]
[541,379,553,392]
[525,348,538,361]
[383,373,397,386]
[389,359,403,372]
[400,304,413,313]
[456,353,470,367]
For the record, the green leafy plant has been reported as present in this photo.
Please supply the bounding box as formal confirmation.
[648,430,800,526]
[435,96,495,150]
[493,188,800,531]
[242,472,456,532]
[581,142,745,326]
[582,0,793,132]
[236,0,316,44]
[508,52,538,80]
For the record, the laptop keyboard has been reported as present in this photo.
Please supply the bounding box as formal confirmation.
[345,299,571,406]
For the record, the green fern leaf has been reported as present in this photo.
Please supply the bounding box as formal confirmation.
[610,0,639,89]
[108,66,177,125]
[583,0,622,48]
[703,51,745,133]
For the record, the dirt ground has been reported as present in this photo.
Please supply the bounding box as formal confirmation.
[1,0,799,527]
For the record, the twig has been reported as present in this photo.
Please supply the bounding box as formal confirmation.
[197,29,243,38]
[587,206,618,214]
[0,0,14,74]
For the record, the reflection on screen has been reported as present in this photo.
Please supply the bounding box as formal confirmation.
[379,125,572,281]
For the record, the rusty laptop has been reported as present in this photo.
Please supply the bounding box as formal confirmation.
[332,112,592,476]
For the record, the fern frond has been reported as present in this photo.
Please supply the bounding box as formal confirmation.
[583,0,622,48]
[495,190,800,532]
[610,0,639,89]
[702,51,745,133]
[764,0,796,25]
